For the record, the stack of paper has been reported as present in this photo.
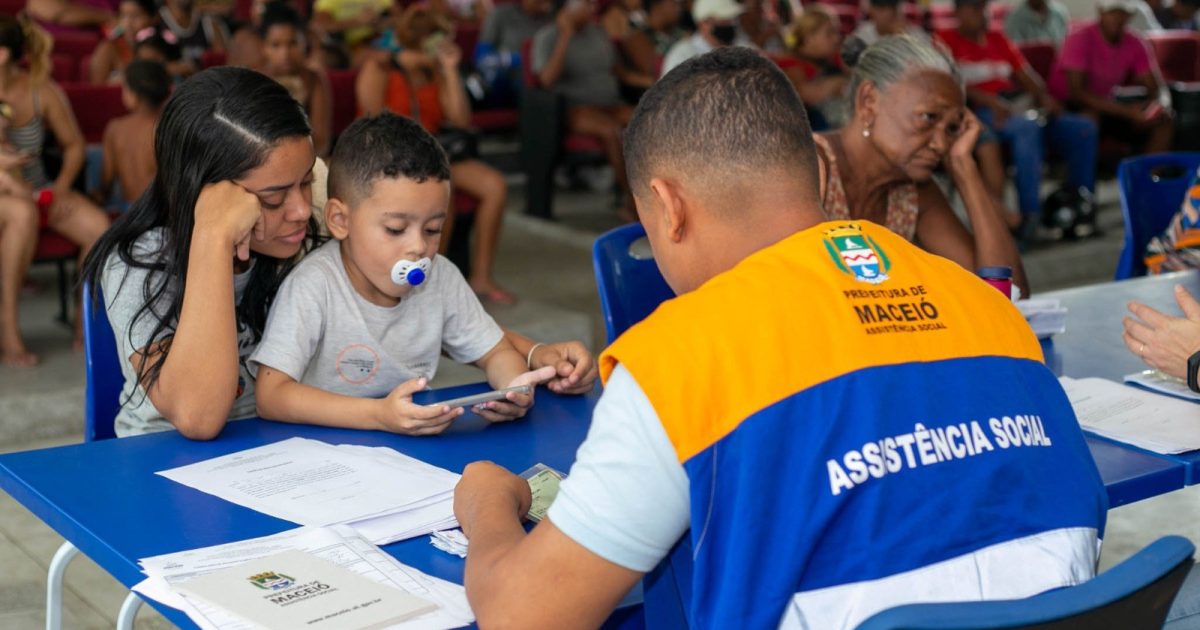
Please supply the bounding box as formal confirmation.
[1016,299,1068,338]
[1125,370,1200,402]
[430,531,469,558]
[1060,376,1200,454]
[133,525,474,629]
[158,438,460,544]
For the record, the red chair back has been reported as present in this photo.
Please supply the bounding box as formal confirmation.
[826,5,860,35]
[1018,41,1056,82]
[522,38,539,88]
[327,68,359,138]
[1147,30,1200,83]
[201,50,227,69]
[454,23,481,63]
[50,31,101,59]
[63,84,127,143]
[51,53,77,83]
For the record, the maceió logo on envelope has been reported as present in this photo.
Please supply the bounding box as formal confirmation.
[248,571,295,591]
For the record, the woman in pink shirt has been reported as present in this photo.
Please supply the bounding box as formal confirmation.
[1049,0,1173,153]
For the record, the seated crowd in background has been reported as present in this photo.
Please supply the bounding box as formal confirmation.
[1,0,1197,368]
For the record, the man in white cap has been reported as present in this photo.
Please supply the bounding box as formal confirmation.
[660,0,748,76]
[1047,0,1173,154]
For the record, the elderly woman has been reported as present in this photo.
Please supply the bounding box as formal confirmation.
[815,35,1029,297]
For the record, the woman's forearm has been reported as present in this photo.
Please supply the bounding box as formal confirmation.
[537,31,572,88]
[55,143,85,191]
[949,155,1030,297]
[152,231,241,439]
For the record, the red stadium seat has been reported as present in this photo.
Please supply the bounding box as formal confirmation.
[200,50,227,69]
[452,189,478,215]
[1018,41,1056,82]
[470,108,519,131]
[50,53,77,83]
[50,31,101,60]
[454,23,481,61]
[79,54,93,84]
[62,84,127,143]
[34,229,80,324]
[1146,30,1200,83]
[326,68,359,139]
[826,4,861,35]
[988,3,1011,25]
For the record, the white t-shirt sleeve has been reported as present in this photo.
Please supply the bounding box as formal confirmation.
[437,257,504,364]
[547,364,691,573]
[247,268,326,381]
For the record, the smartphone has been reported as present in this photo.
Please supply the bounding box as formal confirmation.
[432,385,533,409]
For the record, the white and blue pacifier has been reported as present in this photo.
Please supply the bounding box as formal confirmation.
[391,257,432,287]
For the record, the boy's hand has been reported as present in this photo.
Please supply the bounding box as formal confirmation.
[378,377,463,435]
[473,366,556,423]
[530,341,598,395]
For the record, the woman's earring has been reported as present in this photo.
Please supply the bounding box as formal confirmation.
[862,124,872,138]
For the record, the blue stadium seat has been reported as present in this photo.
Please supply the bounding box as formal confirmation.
[1115,153,1200,279]
[592,223,675,344]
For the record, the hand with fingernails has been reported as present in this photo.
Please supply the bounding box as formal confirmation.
[1123,285,1200,380]
[471,366,558,423]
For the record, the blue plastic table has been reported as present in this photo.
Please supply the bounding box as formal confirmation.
[1039,270,1200,490]
[0,382,612,629]
[2,274,1198,627]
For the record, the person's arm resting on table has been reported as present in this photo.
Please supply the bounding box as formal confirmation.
[454,365,690,627]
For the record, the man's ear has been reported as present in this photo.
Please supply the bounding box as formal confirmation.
[648,177,686,243]
[324,198,351,240]
[816,152,827,201]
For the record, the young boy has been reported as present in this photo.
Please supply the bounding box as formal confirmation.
[251,112,555,435]
[100,59,169,207]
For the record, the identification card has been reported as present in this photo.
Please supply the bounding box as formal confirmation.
[520,463,566,523]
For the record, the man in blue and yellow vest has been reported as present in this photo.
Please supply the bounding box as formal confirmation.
[452,47,1107,629]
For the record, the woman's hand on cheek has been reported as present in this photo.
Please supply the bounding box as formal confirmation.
[194,181,265,261]
[948,109,982,162]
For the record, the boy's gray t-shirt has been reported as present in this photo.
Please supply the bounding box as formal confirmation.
[249,240,504,397]
[100,227,259,437]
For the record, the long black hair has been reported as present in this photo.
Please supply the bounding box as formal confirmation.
[82,66,313,394]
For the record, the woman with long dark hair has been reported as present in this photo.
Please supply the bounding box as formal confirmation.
[82,66,317,439]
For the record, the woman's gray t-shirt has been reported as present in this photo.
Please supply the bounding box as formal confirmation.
[100,228,259,437]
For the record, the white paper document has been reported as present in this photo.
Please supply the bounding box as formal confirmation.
[133,525,473,630]
[157,438,460,543]
[1016,298,1067,338]
[1060,376,1200,454]
[1124,370,1200,403]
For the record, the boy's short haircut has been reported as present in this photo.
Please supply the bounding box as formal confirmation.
[124,59,171,108]
[623,47,820,203]
[258,1,305,38]
[328,112,451,205]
